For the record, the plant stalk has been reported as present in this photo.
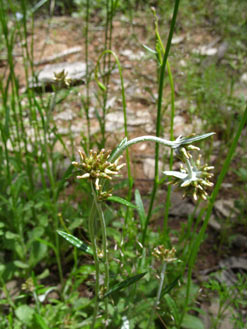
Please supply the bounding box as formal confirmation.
[144,0,181,246]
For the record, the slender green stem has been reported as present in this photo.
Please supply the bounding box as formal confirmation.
[95,50,133,195]
[147,262,167,329]
[163,60,175,243]
[33,290,40,313]
[0,277,15,310]
[96,50,133,249]
[110,136,178,162]
[54,213,64,286]
[84,0,91,149]
[100,0,116,147]
[145,0,181,246]
[88,189,100,329]
[92,188,109,327]
[103,0,110,85]
[180,105,247,326]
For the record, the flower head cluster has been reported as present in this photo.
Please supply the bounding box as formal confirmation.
[152,246,177,263]
[164,141,214,201]
[53,70,71,87]
[22,277,35,292]
[72,149,125,200]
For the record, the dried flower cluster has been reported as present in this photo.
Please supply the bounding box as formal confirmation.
[164,139,214,201]
[152,246,177,263]
[53,70,71,87]
[22,277,35,292]
[72,149,125,200]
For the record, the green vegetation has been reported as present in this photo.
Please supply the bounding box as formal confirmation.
[0,0,247,328]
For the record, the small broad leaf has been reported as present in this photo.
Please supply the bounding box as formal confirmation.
[164,294,179,324]
[107,196,136,208]
[103,272,146,298]
[6,231,19,240]
[57,230,93,255]
[0,264,5,273]
[15,305,34,325]
[29,241,47,267]
[14,260,29,269]
[181,314,204,329]
[135,189,146,230]
[97,81,106,91]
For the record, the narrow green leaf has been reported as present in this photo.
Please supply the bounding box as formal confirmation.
[135,189,146,230]
[176,133,216,147]
[31,0,49,14]
[4,105,10,139]
[36,238,56,254]
[109,137,128,161]
[56,164,74,198]
[53,132,70,156]
[162,275,181,296]
[103,272,146,298]
[33,313,50,329]
[143,44,157,54]
[57,230,93,255]
[107,196,137,208]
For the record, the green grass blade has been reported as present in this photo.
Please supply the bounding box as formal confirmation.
[57,230,93,255]
[135,189,146,230]
[143,0,181,246]
[107,196,137,208]
[162,275,181,296]
[103,272,147,298]
[56,164,74,198]
[33,313,50,329]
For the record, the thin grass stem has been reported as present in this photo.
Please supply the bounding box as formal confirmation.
[95,49,133,198]
[143,0,181,245]
[88,185,100,329]
[92,188,109,327]
[163,60,175,243]
[84,0,91,149]
[147,262,167,328]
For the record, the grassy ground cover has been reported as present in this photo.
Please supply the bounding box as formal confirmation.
[0,0,247,328]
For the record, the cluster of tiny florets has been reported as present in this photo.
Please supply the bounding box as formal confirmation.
[72,149,125,200]
[164,141,214,201]
[170,156,214,201]
[175,144,200,160]
[152,246,177,263]
[22,277,35,292]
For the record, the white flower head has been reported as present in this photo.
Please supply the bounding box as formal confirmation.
[163,153,214,201]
